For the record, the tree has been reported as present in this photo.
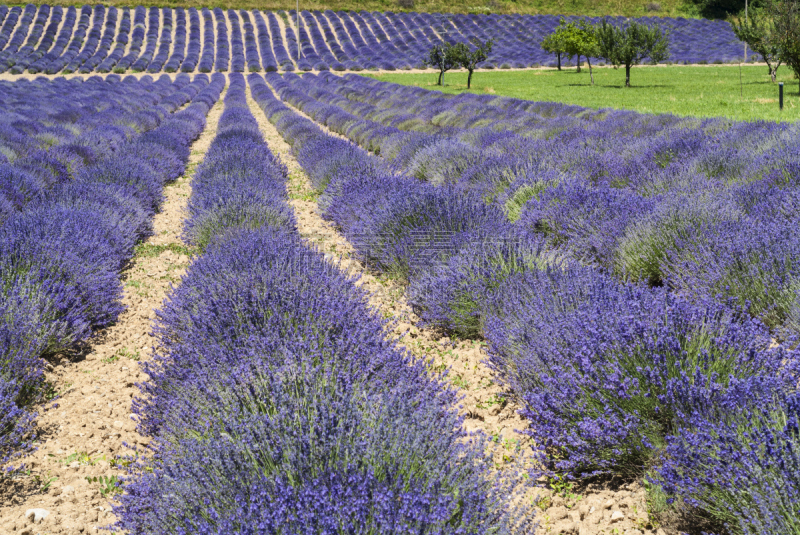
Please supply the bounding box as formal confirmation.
[541,22,568,71]
[562,20,600,84]
[451,39,494,89]
[770,0,800,93]
[595,19,670,87]
[733,8,782,82]
[425,42,460,86]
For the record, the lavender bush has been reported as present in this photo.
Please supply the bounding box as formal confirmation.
[197,8,215,72]
[657,392,800,534]
[213,8,229,72]
[185,74,293,251]
[180,8,200,73]
[484,266,798,478]
[120,227,532,534]
[408,231,559,337]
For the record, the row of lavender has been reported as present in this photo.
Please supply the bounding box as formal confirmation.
[264,71,800,534]
[0,4,747,75]
[287,72,800,336]
[0,74,222,473]
[112,72,532,533]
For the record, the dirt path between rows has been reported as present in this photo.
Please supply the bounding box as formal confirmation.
[0,86,227,535]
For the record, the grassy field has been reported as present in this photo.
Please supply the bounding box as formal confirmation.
[368,65,800,122]
[12,0,694,18]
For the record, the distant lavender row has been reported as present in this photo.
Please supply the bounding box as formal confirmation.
[0,4,748,75]
[0,73,221,472]
[262,73,800,533]
[112,72,532,533]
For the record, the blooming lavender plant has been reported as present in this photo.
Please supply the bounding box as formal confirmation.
[197,8,215,73]
[408,230,560,337]
[657,391,800,534]
[213,8,229,72]
[484,266,797,478]
[120,227,532,534]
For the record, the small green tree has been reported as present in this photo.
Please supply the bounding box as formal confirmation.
[595,19,670,87]
[770,0,800,94]
[426,42,459,86]
[733,7,782,82]
[541,21,568,71]
[451,39,494,89]
[562,20,600,84]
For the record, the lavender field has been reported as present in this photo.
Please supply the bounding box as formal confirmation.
[257,72,800,534]
[0,4,751,76]
[0,16,799,534]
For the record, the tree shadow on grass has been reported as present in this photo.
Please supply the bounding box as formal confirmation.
[562,83,673,89]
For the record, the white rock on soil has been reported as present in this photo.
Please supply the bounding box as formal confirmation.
[610,510,625,523]
[25,508,49,523]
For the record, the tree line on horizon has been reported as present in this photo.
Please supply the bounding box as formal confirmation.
[426,18,671,87]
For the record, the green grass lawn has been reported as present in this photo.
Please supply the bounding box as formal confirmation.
[368,65,800,122]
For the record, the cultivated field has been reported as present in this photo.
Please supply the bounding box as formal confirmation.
[0,4,746,75]
[0,0,698,18]
[1,3,799,535]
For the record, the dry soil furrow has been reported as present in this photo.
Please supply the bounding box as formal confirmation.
[0,86,227,535]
